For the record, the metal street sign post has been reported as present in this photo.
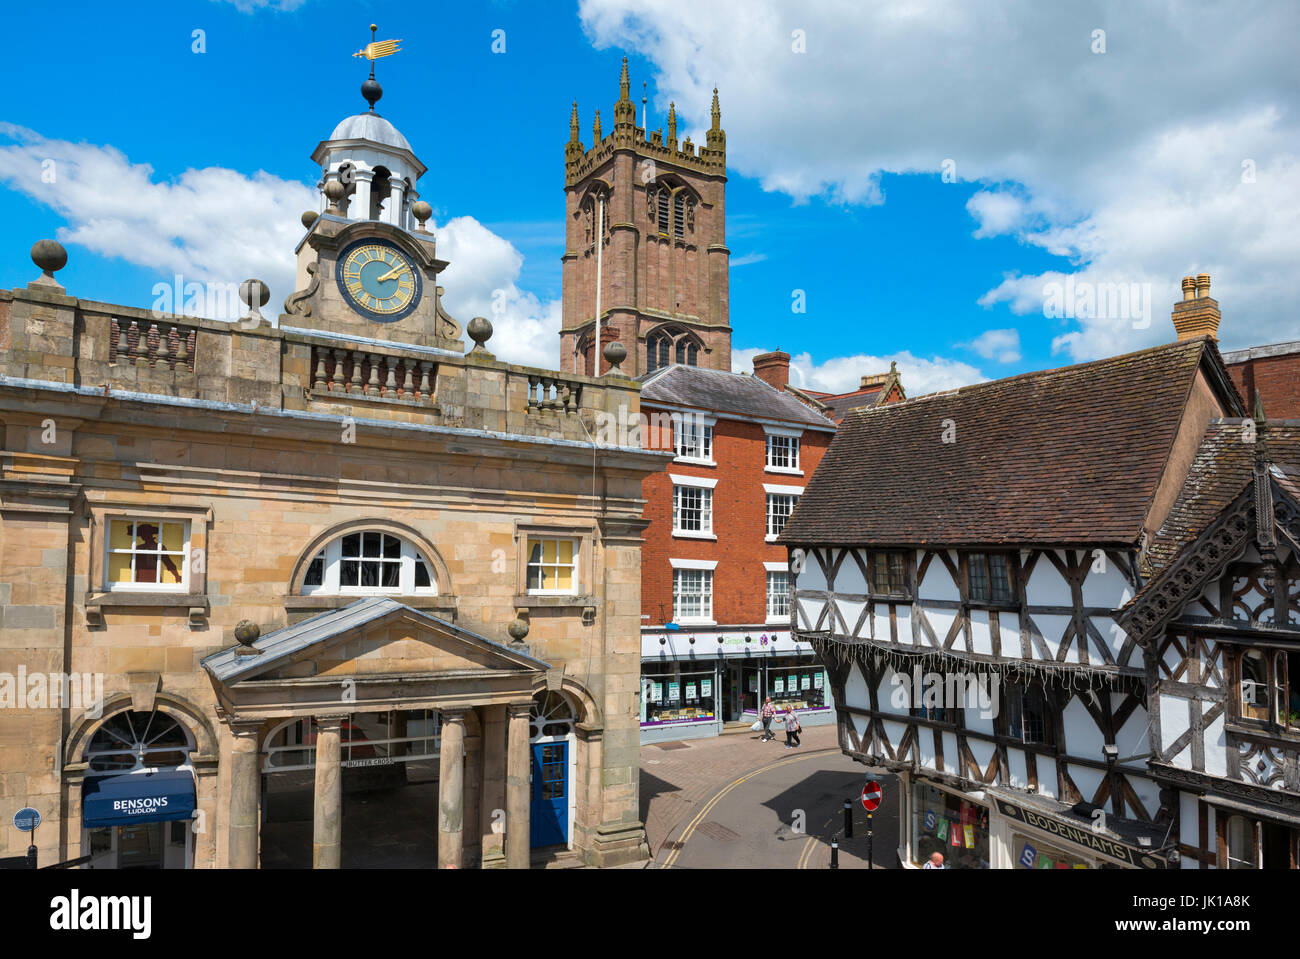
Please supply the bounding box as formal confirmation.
[13,807,40,869]
[860,781,883,870]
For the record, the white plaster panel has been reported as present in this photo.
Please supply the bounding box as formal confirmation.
[1115,702,1150,760]
[883,720,909,757]
[917,553,959,602]
[969,609,992,655]
[1159,693,1191,767]
[999,612,1020,646]
[835,551,868,594]
[1008,748,1030,789]
[925,606,955,648]
[1063,695,1105,761]
[796,597,824,630]
[1069,764,1103,803]
[1130,774,1161,821]
[894,604,912,645]
[1179,792,1200,845]
[836,600,866,636]
[798,551,828,592]
[1080,553,1134,607]
[1032,613,1072,661]
[1204,712,1227,778]
[941,732,959,771]
[844,661,870,711]
[965,709,994,737]
[1026,552,1073,606]
[1035,755,1057,797]
[877,669,909,719]
[916,726,937,770]
[1090,616,1126,663]
[969,738,996,777]
[872,609,891,642]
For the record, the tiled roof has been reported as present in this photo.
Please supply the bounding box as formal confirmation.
[1144,420,1300,575]
[780,337,1243,547]
[815,386,885,422]
[640,365,837,430]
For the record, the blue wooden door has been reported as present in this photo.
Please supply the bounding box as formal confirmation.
[530,742,568,848]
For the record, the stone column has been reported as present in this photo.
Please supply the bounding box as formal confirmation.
[389,179,406,228]
[438,708,467,869]
[228,720,262,869]
[352,169,373,221]
[312,715,345,869]
[480,704,508,866]
[505,702,532,869]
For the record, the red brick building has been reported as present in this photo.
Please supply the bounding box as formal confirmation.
[633,353,840,741]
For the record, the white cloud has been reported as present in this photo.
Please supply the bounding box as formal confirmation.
[963,328,1021,363]
[0,124,561,366]
[435,216,561,368]
[731,252,768,267]
[580,0,1300,359]
[733,346,985,396]
[211,0,309,12]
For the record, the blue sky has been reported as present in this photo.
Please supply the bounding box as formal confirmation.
[2,0,1296,394]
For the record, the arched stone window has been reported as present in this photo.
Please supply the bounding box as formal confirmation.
[301,530,438,596]
[84,708,195,773]
[647,326,701,373]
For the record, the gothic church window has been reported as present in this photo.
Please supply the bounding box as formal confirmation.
[647,326,701,373]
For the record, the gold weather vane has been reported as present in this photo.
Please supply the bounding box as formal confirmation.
[353,24,402,63]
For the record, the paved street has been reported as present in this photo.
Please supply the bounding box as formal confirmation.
[639,724,900,869]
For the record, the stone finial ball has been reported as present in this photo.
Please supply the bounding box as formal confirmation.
[467,316,493,347]
[602,340,627,369]
[31,239,67,275]
[412,200,432,224]
[301,210,319,230]
[507,618,529,642]
[324,179,347,203]
[240,279,270,308]
[234,620,260,646]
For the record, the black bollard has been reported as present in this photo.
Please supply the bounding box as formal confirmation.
[843,799,853,839]
[830,838,839,869]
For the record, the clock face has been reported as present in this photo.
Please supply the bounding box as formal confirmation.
[336,239,422,322]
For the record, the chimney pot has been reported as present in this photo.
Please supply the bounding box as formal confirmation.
[1172,271,1221,342]
[752,350,791,391]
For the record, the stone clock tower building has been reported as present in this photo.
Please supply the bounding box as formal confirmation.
[561,59,732,377]
[0,67,667,872]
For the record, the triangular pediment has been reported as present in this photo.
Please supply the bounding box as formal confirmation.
[201,597,548,686]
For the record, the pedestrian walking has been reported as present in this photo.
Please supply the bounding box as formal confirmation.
[923,852,946,869]
[759,697,777,741]
[783,706,802,748]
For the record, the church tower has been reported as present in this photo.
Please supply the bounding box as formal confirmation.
[561,59,731,377]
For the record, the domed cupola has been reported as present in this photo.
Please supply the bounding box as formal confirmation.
[310,29,426,230]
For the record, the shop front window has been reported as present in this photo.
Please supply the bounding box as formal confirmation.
[767,661,827,710]
[912,783,990,868]
[1012,831,1091,869]
[643,666,716,725]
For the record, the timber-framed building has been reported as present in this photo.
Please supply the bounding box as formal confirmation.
[781,288,1256,868]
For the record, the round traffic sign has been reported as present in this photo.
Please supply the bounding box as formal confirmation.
[860,780,883,812]
[13,807,40,832]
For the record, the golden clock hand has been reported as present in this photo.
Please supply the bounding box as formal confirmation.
[375,264,408,283]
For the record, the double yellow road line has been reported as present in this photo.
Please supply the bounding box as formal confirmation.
[658,747,837,869]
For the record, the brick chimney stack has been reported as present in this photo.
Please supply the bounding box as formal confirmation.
[1171,272,1221,341]
[752,350,791,390]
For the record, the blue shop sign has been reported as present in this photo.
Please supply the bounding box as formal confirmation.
[82,769,196,828]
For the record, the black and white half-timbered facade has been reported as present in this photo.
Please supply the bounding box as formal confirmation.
[1119,409,1300,869]
[782,336,1249,869]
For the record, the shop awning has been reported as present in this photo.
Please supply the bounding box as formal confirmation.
[82,769,196,828]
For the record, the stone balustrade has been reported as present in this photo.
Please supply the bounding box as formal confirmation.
[109,317,198,372]
[524,373,584,414]
[311,346,435,404]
